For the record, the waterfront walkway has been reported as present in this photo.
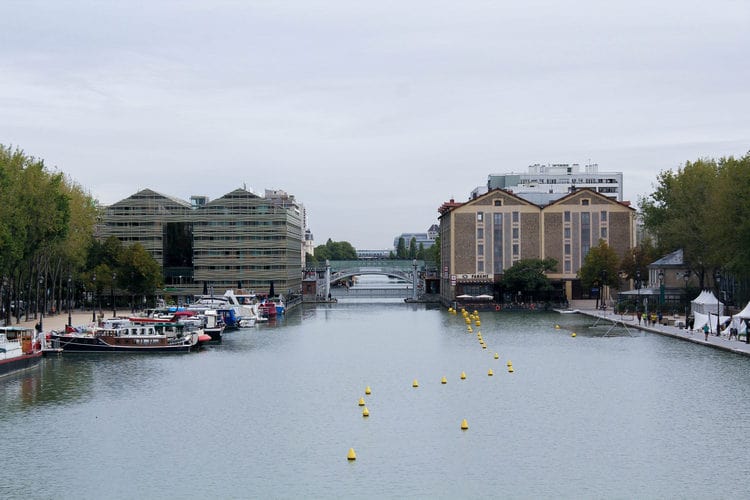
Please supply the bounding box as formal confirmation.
[569,308,750,357]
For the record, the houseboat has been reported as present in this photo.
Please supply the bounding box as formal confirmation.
[49,319,202,353]
[0,326,43,377]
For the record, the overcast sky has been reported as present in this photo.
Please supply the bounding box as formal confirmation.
[2,1,748,249]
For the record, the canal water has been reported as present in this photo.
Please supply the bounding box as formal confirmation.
[2,302,749,499]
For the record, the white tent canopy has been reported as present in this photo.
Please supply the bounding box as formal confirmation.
[691,290,724,316]
[734,301,750,320]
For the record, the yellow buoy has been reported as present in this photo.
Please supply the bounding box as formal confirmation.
[508,366,514,373]
[461,418,469,430]
[362,407,369,417]
[482,344,487,349]
[365,386,371,395]
[358,397,365,406]
[441,376,447,384]
[347,448,357,461]
[460,371,466,380]
[475,320,481,327]
[412,379,419,388]
[494,353,499,359]
[571,332,576,337]
[555,324,560,329]
[488,369,494,376]
[506,360,513,367]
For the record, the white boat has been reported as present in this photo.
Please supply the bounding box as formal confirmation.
[1,326,43,377]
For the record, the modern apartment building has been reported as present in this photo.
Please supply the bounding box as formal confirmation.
[485,163,623,201]
[438,188,636,303]
[100,187,303,299]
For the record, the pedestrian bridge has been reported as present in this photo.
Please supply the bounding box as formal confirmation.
[331,259,423,283]
[304,259,425,300]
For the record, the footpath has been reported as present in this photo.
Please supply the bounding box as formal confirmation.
[8,310,100,333]
[571,308,750,358]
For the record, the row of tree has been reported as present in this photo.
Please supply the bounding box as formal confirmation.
[307,237,441,266]
[576,151,750,306]
[1,146,163,324]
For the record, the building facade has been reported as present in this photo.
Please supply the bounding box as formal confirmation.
[486,163,624,201]
[100,187,303,299]
[439,188,636,303]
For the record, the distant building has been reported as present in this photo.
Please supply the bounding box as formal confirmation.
[484,163,623,202]
[394,224,439,251]
[356,249,392,259]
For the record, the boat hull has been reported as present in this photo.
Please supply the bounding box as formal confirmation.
[50,334,194,353]
[0,351,43,377]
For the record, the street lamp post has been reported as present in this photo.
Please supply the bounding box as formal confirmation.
[715,271,721,336]
[1,276,7,326]
[38,274,44,332]
[67,274,72,327]
[658,269,664,307]
[683,272,690,329]
[92,273,98,322]
[635,270,641,316]
[111,272,117,318]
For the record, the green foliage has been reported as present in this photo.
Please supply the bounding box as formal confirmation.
[577,240,620,290]
[618,237,658,286]
[416,242,425,260]
[640,157,724,288]
[502,258,557,296]
[313,238,357,261]
[424,236,440,267]
[396,237,407,259]
[118,243,163,296]
[408,237,417,259]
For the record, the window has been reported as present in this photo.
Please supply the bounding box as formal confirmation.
[477,212,483,222]
[564,243,571,255]
[512,243,519,256]
[581,199,590,206]
[564,260,571,273]
[600,210,607,222]
[601,227,608,238]
[493,214,503,273]
[478,260,484,272]
[564,211,571,222]
[564,227,571,238]
[494,200,502,206]
[477,244,484,255]
[512,211,519,223]
[477,228,484,239]
[581,212,591,257]
[512,227,519,239]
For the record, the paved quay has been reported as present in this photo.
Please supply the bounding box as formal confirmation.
[8,310,103,333]
[568,308,750,357]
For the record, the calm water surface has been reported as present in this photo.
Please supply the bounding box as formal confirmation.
[2,302,749,499]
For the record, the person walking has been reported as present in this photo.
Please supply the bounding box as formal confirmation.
[637,311,642,325]
[703,323,709,341]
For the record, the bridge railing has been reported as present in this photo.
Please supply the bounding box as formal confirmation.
[304,259,425,272]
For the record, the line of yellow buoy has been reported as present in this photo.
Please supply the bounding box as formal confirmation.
[349,306,521,461]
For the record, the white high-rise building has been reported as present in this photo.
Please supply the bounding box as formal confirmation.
[486,163,623,202]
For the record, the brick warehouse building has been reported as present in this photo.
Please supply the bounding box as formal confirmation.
[438,188,636,305]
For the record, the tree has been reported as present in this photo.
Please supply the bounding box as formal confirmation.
[119,243,163,311]
[618,237,658,286]
[313,238,357,261]
[501,258,558,300]
[396,237,407,259]
[416,242,425,260]
[578,240,620,308]
[425,236,440,267]
[640,158,720,289]
[408,237,417,259]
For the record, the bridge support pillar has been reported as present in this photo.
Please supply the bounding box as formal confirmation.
[412,259,418,301]
[325,260,331,300]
